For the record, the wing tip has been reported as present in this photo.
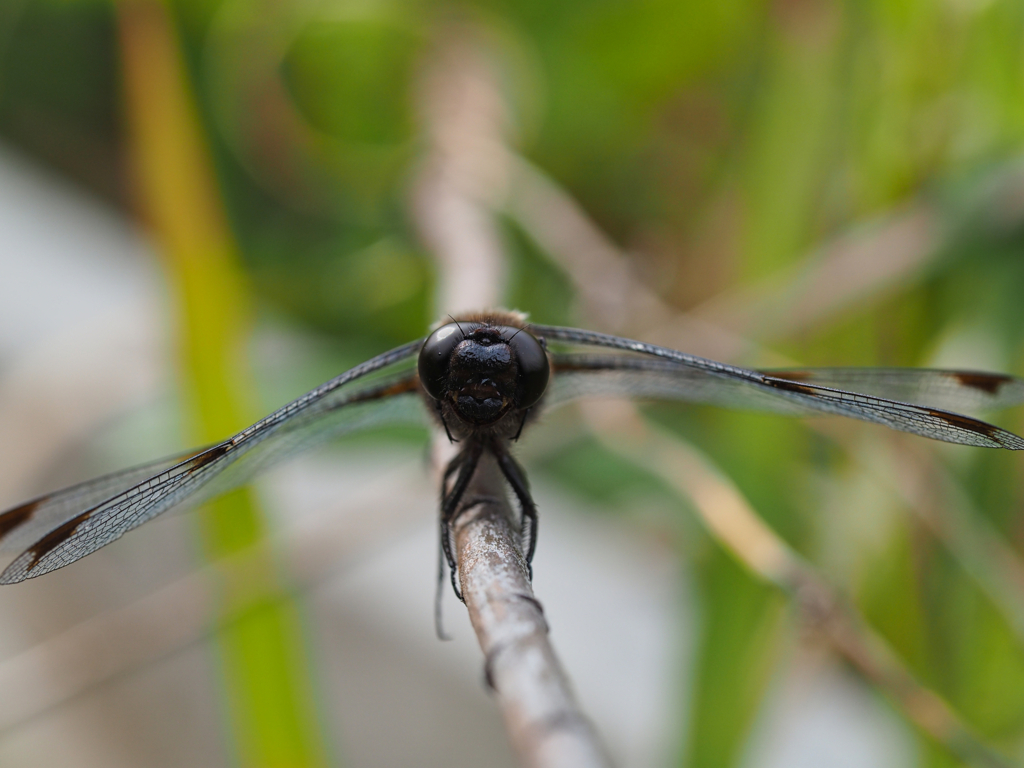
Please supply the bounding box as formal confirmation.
[0,560,28,585]
[919,407,1024,450]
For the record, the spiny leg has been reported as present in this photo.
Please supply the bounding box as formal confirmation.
[439,442,483,601]
[442,449,466,486]
[493,442,538,578]
[435,435,469,630]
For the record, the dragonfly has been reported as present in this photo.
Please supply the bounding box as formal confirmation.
[2,309,1024,599]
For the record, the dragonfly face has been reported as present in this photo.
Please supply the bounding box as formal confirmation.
[418,317,550,437]
[2,310,1024,598]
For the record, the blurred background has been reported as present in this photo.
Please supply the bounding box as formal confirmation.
[2,0,1024,766]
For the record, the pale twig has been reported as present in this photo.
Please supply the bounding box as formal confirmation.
[686,206,941,345]
[451,452,611,768]
[503,154,942,361]
[582,400,1017,768]
[859,438,1024,643]
[410,29,510,317]
[411,27,609,765]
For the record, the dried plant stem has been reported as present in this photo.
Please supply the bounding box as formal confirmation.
[583,401,1017,768]
[412,27,610,766]
[451,453,611,768]
[508,147,1024,655]
[118,2,328,764]
[503,155,942,360]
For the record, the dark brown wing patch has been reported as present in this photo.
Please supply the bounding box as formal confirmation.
[763,377,819,397]
[190,443,230,469]
[926,408,1002,440]
[27,511,91,571]
[952,372,1014,395]
[0,499,41,542]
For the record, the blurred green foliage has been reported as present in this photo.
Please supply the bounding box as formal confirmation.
[283,20,420,145]
[4,0,1024,766]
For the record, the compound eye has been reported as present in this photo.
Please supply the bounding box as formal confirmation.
[418,323,464,400]
[506,329,549,408]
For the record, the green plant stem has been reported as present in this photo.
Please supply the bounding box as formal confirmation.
[116,1,330,765]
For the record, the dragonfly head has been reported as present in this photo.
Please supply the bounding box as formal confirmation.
[419,321,549,426]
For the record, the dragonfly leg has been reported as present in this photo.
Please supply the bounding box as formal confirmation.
[512,407,531,442]
[493,443,538,579]
[442,449,465,486]
[436,400,458,443]
[440,442,483,601]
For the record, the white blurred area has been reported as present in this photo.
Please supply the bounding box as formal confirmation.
[0,141,912,767]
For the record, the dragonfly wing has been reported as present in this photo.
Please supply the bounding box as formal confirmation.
[0,448,211,554]
[547,355,811,414]
[533,325,1024,451]
[757,367,1024,413]
[0,339,425,584]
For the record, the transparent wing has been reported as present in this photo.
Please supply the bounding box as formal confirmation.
[533,325,1024,451]
[0,448,209,554]
[757,367,1024,413]
[0,339,426,584]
